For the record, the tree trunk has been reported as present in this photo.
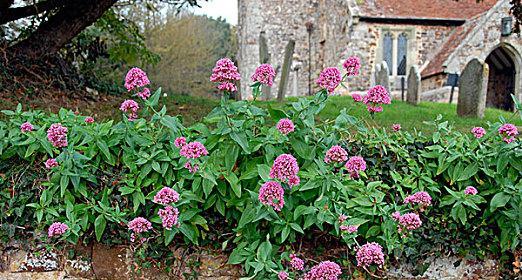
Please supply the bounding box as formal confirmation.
[7,0,117,59]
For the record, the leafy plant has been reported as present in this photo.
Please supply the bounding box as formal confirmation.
[0,65,520,279]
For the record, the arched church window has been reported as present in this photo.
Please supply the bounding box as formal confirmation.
[383,32,393,75]
[397,33,408,75]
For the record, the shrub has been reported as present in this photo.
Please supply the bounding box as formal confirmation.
[0,60,520,279]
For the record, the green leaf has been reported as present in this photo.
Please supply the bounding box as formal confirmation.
[257,240,272,262]
[160,115,181,134]
[24,143,39,158]
[281,226,290,243]
[119,186,135,196]
[165,229,176,246]
[203,178,215,198]
[151,161,161,173]
[94,215,106,241]
[230,132,250,153]
[291,140,314,160]
[290,223,304,234]
[60,175,69,197]
[149,87,162,107]
[228,248,247,264]
[238,204,256,229]
[257,164,271,181]
[365,225,381,238]
[294,205,316,220]
[490,192,510,211]
[96,140,113,164]
[225,144,240,171]
[267,106,287,120]
[457,163,478,181]
[299,180,318,191]
[179,223,198,245]
[225,172,241,198]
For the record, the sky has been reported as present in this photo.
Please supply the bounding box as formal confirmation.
[192,0,238,25]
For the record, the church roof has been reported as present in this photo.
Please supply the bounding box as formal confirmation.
[358,0,497,21]
[421,5,492,77]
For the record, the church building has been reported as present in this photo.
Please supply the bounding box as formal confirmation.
[238,0,521,111]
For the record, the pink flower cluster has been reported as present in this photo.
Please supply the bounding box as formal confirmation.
[48,222,68,237]
[352,93,363,102]
[343,56,361,76]
[340,225,358,234]
[158,205,179,230]
[289,254,305,271]
[153,187,180,205]
[498,123,518,143]
[180,141,208,159]
[278,271,289,280]
[20,122,34,133]
[120,99,139,121]
[395,212,422,234]
[174,137,187,148]
[277,118,295,135]
[303,261,342,280]
[344,156,366,178]
[464,186,478,195]
[124,67,150,91]
[258,181,285,211]
[356,242,385,267]
[218,82,237,92]
[137,88,151,100]
[471,127,486,139]
[85,117,94,123]
[392,211,402,221]
[47,123,68,148]
[184,162,199,173]
[338,214,348,223]
[45,158,59,169]
[363,85,391,113]
[210,58,241,92]
[404,191,432,207]
[270,154,300,187]
[128,217,152,234]
[324,145,348,164]
[251,64,276,86]
[392,124,401,132]
[316,67,342,93]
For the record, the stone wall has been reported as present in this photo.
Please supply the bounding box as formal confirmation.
[0,244,242,279]
[0,244,502,279]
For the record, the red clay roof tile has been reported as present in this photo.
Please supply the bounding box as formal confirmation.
[359,0,496,20]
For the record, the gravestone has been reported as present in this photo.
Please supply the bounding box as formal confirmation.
[457,59,489,118]
[407,65,421,105]
[373,63,381,86]
[375,61,390,92]
[277,39,295,101]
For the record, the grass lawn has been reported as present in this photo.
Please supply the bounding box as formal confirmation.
[310,96,522,133]
[1,92,520,134]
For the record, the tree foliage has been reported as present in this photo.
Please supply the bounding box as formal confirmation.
[146,14,236,97]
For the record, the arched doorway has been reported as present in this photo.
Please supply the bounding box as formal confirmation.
[485,46,518,111]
